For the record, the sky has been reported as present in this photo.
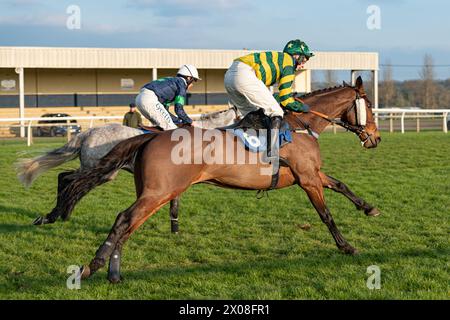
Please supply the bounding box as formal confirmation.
[0,0,449,81]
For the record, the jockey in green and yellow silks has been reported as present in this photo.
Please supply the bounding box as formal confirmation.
[224,39,314,132]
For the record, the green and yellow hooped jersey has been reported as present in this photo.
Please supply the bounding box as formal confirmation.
[237,51,304,112]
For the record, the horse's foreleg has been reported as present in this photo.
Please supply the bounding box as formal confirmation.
[319,172,380,217]
[299,178,358,255]
[170,197,180,234]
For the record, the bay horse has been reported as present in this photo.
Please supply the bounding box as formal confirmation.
[57,77,381,283]
[16,107,240,230]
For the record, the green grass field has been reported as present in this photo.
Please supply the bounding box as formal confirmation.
[0,132,449,299]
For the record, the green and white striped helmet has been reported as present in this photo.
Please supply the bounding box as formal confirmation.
[283,39,314,58]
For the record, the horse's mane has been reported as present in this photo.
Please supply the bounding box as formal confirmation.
[299,82,352,99]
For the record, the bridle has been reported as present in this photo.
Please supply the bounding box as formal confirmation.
[293,92,376,145]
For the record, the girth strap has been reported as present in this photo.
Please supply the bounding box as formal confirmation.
[255,156,291,198]
[268,166,280,190]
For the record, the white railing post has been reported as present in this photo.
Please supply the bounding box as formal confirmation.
[416,112,420,133]
[401,112,405,134]
[389,113,394,133]
[27,120,32,146]
[444,112,448,133]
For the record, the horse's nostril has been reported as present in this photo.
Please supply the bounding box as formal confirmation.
[377,137,381,143]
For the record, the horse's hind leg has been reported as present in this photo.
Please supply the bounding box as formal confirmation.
[81,190,181,280]
[33,170,75,225]
[107,239,126,283]
[133,168,181,235]
[299,177,358,255]
[59,170,118,222]
[319,172,380,217]
[106,194,180,283]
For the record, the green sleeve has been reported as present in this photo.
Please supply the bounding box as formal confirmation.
[284,100,308,112]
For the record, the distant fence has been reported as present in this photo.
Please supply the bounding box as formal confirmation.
[0,114,204,146]
[373,109,449,133]
[0,108,448,146]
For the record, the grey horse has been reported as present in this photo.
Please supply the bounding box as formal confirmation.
[16,107,239,231]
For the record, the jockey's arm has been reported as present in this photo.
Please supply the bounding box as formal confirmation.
[173,95,193,124]
[276,67,310,113]
[162,101,182,124]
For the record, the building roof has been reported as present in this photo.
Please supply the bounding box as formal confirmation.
[0,46,378,70]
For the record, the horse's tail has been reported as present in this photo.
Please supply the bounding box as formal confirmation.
[57,133,157,220]
[15,132,85,187]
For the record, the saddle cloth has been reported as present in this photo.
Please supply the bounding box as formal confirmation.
[219,108,292,153]
[232,127,292,153]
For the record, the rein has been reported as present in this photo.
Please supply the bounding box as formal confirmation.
[292,95,373,144]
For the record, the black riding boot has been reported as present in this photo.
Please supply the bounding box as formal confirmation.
[268,116,282,158]
[270,116,283,130]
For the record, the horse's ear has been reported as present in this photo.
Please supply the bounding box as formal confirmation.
[356,76,364,90]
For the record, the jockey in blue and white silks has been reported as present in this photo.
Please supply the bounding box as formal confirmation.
[135,65,201,130]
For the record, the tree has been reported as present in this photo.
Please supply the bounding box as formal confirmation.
[419,54,436,109]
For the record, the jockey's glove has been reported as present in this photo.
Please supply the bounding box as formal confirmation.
[300,103,310,112]
[286,101,310,113]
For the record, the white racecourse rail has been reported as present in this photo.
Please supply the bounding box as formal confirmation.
[0,114,203,146]
[373,108,449,134]
[0,109,448,146]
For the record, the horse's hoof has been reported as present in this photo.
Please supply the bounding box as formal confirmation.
[108,274,122,284]
[80,265,91,280]
[366,208,381,217]
[340,245,359,255]
[32,216,43,225]
[32,216,56,225]
[32,216,48,225]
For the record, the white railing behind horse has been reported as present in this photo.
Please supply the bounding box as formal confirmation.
[0,114,203,146]
[373,109,450,134]
[0,109,448,147]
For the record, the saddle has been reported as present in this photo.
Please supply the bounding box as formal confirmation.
[218,109,292,150]
[219,108,290,131]
[138,124,164,133]
[138,123,191,134]
[218,108,292,192]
